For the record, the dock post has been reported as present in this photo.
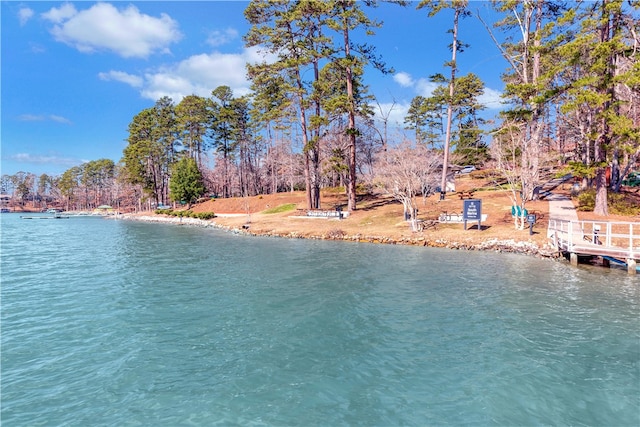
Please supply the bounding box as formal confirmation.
[570,252,578,267]
[627,259,637,275]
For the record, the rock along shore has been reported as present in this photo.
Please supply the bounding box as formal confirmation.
[116,213,558,259]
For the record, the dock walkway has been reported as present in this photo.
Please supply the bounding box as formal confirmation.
[547,194,639,274]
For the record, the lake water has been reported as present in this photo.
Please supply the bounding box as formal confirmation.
[1,213,638,426]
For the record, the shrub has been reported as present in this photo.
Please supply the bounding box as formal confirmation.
[576,189,640,215]
[576,190,596,211]
[609,192,640,215]
[356,183,370,194]
[195,212,215,220]
[154,208,214,219]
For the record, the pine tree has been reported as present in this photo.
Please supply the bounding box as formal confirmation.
[418,0,470,200]
[169,157,205,209]
[554,0,640,215]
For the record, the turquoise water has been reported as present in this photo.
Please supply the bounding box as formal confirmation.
[1,213,639,426]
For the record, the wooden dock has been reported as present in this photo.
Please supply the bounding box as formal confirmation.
[548,219,640,274]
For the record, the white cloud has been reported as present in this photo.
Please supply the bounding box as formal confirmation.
[393,71,438,97]
[92,44,269,104]
[18,114,72,124]
[415,79,439,97]
[206,28,239,47]
[98,70,144,88]
[42,3,182,58]
[478,87,504,110]
[111,47,271,102]
[18,7,34,26]
[41,3,77,24]
[393,71,414,88]
[372,101,408,131]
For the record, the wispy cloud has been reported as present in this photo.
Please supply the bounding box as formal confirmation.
[18,114,73,124]
[18,7,34,26]
[98,70,144,88]
[29,42,46,54]
[42,3,182,58]
[478,87,505,109]
[206,28,239,47]
[9,153,82,168]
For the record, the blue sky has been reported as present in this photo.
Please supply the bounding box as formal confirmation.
[2,1,508,177]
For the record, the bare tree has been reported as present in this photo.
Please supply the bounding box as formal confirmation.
[491,121,553,229]
[370,141,441,231]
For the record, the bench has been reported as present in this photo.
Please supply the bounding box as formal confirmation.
[503,209,545,223]
[415,219,438,231]
[458,191,475,199]
[306,209,345,219]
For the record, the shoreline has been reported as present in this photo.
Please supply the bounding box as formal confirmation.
[115,213,556,259]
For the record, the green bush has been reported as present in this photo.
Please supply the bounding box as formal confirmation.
[609,192,640,215]
[195,212,215,220]
[576,189,640,215]
[576,190,596,211]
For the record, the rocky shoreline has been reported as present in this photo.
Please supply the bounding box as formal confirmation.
[116,213,559,259]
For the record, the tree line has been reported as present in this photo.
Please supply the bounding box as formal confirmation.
[3,0,638,221]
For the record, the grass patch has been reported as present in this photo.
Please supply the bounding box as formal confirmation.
[262,203,297,214]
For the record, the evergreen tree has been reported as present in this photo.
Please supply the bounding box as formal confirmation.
[245,0,332,209]
[418,0,470,200]
[175,95,210,166]
[554,0,639,215]
[123,108,169,206]
[169,157,206,209]
[404,96,428,145]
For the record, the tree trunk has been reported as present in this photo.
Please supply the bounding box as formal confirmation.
[439,8,460,201]
[594,167,609,216]
[594,0,613,217]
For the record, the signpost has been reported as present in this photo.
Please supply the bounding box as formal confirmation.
[463,199,482,231]
[526,213,536,235]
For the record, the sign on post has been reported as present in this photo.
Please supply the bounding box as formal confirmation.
[463,199,482,231]
[526,213,536,235]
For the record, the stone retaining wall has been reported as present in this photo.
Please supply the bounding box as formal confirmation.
[116,214,551,258]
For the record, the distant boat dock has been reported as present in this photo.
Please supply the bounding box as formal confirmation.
[548,219,640,274]
[20,214,70,219]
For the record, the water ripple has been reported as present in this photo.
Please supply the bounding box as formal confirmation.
[2,214,638,426]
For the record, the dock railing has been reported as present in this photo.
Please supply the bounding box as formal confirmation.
[548,219,640,260]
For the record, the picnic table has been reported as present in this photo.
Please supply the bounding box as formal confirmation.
[415,219,438,231]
